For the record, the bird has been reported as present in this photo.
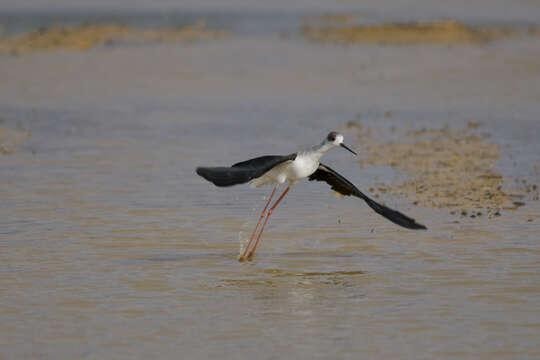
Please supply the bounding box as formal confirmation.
[196,131,426,261]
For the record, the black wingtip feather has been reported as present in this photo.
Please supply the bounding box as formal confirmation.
[363,197,427,230]
[309,163,427,230]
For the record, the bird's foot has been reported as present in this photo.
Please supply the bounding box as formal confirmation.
[237,254,255,262]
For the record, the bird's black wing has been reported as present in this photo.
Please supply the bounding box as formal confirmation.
[196,153,296,187]
[308,163,427,230]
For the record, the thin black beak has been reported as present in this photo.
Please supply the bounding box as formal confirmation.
[340,143,357,156]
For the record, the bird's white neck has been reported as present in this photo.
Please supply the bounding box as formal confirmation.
[304,141,335,161]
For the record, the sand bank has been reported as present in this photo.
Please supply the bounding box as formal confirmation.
[302,20,532,45]
[0,22,226,55]
[343,121,538,217]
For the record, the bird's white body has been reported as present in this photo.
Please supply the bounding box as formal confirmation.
[250,134,344,188]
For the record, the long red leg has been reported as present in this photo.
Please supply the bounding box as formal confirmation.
[247,186,290,260]
[238,186,277,262]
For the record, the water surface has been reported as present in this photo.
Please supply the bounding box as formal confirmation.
[1,6,540,360]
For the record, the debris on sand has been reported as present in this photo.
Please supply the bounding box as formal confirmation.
[0,21,227,55]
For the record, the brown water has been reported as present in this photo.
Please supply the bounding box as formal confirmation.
[1,6,540,360]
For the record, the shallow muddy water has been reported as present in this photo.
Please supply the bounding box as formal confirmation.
[1,5,540,360]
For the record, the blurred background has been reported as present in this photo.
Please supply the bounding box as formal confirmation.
[1,1,539,359]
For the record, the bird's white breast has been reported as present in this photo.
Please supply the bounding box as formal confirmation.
[249,153,320,188]
[288,153,319,183]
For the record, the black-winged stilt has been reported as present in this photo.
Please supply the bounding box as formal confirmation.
[196,131,426,261]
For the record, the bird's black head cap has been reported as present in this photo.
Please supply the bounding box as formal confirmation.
[327,131,339,142]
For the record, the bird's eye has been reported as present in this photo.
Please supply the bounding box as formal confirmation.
[327,132,337,142]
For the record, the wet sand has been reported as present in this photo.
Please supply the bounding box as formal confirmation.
[302,20,520,45]
[0,22,226,55]
[1,7,540,360]
[0,126,30,154]
[342,121,538,216]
